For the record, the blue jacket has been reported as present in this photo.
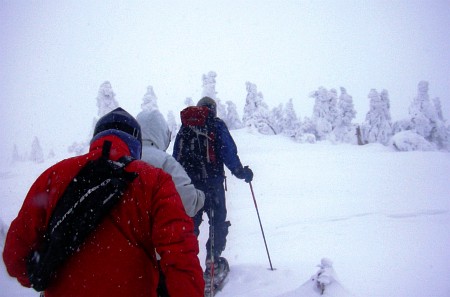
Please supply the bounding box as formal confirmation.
[173,117,243,185]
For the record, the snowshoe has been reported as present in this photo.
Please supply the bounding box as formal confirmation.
[204,257,230,296]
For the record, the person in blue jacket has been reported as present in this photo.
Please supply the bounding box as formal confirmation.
[173,97,253,279]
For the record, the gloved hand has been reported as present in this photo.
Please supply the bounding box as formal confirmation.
[234,166,253,183]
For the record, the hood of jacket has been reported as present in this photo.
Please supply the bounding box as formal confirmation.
[136,109,171,151]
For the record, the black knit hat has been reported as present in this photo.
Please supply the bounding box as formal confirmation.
[92,107,142,158]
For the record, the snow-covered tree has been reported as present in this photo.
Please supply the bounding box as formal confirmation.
[29,136,44,163]
[202,71,217,99]
[243,82,258,124]
[328,88,339,129]
[225,101,243,130]
[184,97,195,107]
[430,121,448,150]
[380,89,392,121]
[283,99,301,137]
[293,125,314,143]
[67,81,120,156]
[200,71,227,119]
[391,130,436,151]
[311,258,337,295]
[311,87,327,119]
[243,82,274,134]
[310,87,334,140]
[333,87,357,143]
[11,144,21,163]
[141,86,158,111]
[298,116,315,135]
[338,87,357,125]
[432,97,444,121]
[360,89,393,145]
[407,81,448,150]
[96,81,119,117]
[91,81,119,151]
[392,119,413,134]
[292,114,316,143]
[216,98,227,120]
[270,103,284,135]
[73,81,118,155]
[167,111,178,140]
[283,258,353,296]
[409,81,435,137]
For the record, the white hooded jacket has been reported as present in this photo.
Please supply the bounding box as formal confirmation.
[137,109,205,217]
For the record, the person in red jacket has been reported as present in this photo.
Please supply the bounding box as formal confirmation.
[2,107,204,297]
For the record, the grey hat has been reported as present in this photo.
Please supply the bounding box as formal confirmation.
[197,97,217,117]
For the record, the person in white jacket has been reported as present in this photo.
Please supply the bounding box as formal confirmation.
[136,109,205,217]
[137,109,206,297]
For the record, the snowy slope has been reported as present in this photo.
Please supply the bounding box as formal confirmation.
[1,129,450,297]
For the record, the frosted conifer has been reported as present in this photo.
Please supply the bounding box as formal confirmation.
[29,136,44,163]
[141,86,158,111]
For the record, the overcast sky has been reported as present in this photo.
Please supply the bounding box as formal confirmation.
[1,0,449,159]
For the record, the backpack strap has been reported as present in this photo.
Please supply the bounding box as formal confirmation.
[102,140,137,181]
[118,155,135,166]
[26,140,138,291]
[117,155,138,182]
[102,140,112,159]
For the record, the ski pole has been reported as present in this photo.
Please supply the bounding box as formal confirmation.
[249,182,274,271]
[209,206,215,297]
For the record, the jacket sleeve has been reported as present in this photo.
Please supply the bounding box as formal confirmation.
[216,119,244,174]
[172,132,182,161]
[150,170,204,297]
[2,168,54,288]
[162,155,205,217]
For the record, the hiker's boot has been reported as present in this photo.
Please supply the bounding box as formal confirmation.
[204,257,229,286]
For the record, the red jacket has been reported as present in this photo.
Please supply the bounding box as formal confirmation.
[3,135,204,297]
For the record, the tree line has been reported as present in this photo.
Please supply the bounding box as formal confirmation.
[13,72,449,164]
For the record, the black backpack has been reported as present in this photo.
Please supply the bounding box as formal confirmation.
[27,140,137,292]
[176,106,218,180]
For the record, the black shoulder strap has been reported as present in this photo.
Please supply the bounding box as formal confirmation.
[103,140,135,167]
[26,140,138,292]
[117,155,138,182]
[102,140,112,159]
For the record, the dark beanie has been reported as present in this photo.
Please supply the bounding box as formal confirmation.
[91,107,142,158]
[197,97,217,117]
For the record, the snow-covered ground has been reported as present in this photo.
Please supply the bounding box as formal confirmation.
[1,129,449,297]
